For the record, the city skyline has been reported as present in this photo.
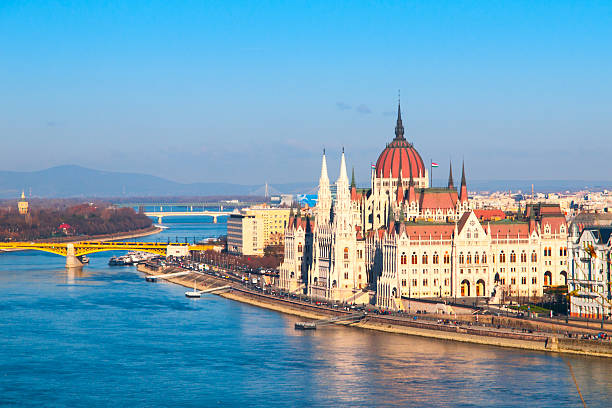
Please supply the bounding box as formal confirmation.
[1,1,611,185]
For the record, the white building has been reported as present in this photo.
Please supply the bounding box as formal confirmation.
[279,103,569,309]
[568,224,612,319]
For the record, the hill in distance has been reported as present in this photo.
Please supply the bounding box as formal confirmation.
[0,165,316,199]
[1,165,611,199]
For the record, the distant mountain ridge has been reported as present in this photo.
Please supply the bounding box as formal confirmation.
[1,165,611,198]
[0,165,316,198]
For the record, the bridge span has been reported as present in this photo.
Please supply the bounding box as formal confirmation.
[0,241,216,267]
[143,210,229,224]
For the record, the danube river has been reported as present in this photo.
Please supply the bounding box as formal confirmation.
[1,218,611,407]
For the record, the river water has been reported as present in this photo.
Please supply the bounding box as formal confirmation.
[1,218,610,407]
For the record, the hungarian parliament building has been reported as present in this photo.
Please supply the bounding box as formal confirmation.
[279,105,569,309]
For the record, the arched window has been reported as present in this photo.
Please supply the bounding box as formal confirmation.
[466,252,472,264]
[401,252,407,265]
[520,251,526,263]
[411,252,418,264]
[482,252,487,263]
[500,251,506,263]
[433,253,439,264]
[422,253,428,264]
[298,243,303,253]
[344,247,349,260]
[474,253,479,264]
[459,252,465,264]
[510,251,516,263]
[444,252,450,264]
[531,251,537,262]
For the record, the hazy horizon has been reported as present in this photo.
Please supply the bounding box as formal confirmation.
[2,1,611,185]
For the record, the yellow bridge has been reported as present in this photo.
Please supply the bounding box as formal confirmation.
[0,241,216,266]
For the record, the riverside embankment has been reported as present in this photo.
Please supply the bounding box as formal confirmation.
[137,263,612,358]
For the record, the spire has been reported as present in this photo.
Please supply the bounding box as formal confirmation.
[320,149,329,184]
[394,98,405,140]
[351,167,356,188]
[408,171,416,202]
[447,161,454,189]
[338,148,348,184]
[20,190,25,200]
[459,161,468,203]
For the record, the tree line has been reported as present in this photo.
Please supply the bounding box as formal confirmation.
[0,204,152,241]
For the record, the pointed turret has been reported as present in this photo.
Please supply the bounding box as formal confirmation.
[394,100,405,140]
[408,172,416,202]
[447,161,454,189]
[338,148,349,184]
[21,190,25,200]
[320,149,329,185]
[351,167,356,189]
[396,156,404,204]
[316,149,332,224]
[459,161,468,203]
[334,148,352,234]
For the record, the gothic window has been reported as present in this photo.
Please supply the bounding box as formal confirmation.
[466,230,471,238]
[411,252,418,264]
[466,253,472,264]
[545,225,550,234]
[521,276,527,285]
[401,279,406,287]
[401,252,407,265]
[474,231,478,239]
[511,278,516,285]
[531,251,537,262]
[298,243,303,253]
[444,252,450,264]
[474,253,479,264]
[412,279,418,286]
[344,272,349,279]
[344,247,349,260]
[499,251,506,263]
[520,251,527,263]
[422,253,428,264]
[482,252,487,263]
[459,252,464,264]
[510,251,516,263]
[423,279,428,286]
[433,253,439,264]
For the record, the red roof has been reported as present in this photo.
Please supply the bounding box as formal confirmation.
[489,223,530,238]
[402,224,455,239]
[375,138,425,179]
[418,189,458,210]
[474,209,506,221]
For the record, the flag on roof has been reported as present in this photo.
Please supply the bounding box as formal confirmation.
[431,162,439,167]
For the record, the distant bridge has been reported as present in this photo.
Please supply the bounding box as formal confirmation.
[0,241,216,267]
[112,201,264,210]
[143,210,230,224]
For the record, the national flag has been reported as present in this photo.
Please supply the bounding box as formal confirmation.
[371,164,376,169]
[431,162,439,167]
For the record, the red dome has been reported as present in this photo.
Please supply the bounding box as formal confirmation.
[375,104,425,179]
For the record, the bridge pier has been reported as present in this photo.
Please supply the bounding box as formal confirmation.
[158,216,163,224]
[65,243,83,268]
[213,216,217,223]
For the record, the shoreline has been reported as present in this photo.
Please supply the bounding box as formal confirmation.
[137,264,612,359]
[0,226,163,252]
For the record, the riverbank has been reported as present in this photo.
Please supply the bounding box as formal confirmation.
[0,226,162,252]
[137,264,612,358]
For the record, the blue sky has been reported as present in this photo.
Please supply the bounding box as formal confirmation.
[1,1,611,186]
